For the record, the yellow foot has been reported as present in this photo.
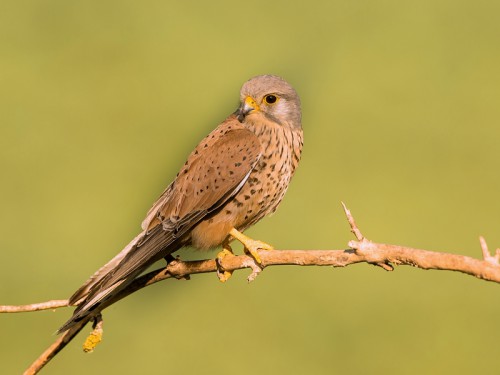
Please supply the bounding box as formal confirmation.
[216,244,234,283]
[229,228,274,264]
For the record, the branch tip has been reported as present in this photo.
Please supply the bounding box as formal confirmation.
[480,236,488,258]
[245,257,263,283]
[0,300,69,313]
[376,262,394,271]
[480,236,500,266]
[341,202,364,241]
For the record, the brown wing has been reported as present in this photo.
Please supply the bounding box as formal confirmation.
[59,117,261,332]
[142,117,262,233]
[100,120,263,286]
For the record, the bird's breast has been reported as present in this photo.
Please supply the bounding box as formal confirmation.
[189,124,303,250]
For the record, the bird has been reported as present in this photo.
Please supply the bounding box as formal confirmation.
[58,74,303,333]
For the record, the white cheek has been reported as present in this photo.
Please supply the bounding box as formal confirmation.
[274,100,289,117]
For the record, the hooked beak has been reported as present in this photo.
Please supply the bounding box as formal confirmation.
[237,96,260,122]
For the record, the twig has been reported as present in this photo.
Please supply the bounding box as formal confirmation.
[83,314,103,353]
[1,204,499,374]
[341,201,364,241]
[341,203,393,271]
[479,236,500,266]
[24,318,90,375]
[0,300,68,313]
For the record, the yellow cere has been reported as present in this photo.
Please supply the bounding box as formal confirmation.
[244,96,260,111]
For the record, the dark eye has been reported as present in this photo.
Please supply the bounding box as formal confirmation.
[264,94,278,104]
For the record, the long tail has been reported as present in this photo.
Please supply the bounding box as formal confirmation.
[68,232,146,307]
[57,225,180,333]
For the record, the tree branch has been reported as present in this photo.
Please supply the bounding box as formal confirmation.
[0,300,68,313]
[23,319,89,375]
[2,204,499,374]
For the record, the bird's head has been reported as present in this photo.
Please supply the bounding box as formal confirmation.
[237,75,301,129]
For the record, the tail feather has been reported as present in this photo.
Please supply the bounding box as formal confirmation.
[58,226,180,333]
[68,232,146,306]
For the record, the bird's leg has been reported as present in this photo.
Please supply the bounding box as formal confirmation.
[216,238,234,282]
[229,228,274,264]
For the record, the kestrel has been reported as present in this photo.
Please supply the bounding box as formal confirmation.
[58,75,303,333]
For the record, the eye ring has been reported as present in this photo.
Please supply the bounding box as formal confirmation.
[263,94,278,105]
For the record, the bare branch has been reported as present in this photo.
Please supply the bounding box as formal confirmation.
[0,300,68,313]
[2,204,499,374]
[24,318,90,375]
[348,240,500,282]
[341,201,364,241]
[342,202,393,271]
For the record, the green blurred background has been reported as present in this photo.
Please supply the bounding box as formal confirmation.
[1,0,500,374]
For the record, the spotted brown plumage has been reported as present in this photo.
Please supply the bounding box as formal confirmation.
[58,75,303,333]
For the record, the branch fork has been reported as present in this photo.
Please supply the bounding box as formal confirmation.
[342,202,394,271]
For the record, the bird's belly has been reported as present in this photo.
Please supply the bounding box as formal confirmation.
[189,177,287,250]
[189,216,234,250]
[188,194,260,250]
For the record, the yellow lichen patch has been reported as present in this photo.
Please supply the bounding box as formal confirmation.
[83,327,103,353]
